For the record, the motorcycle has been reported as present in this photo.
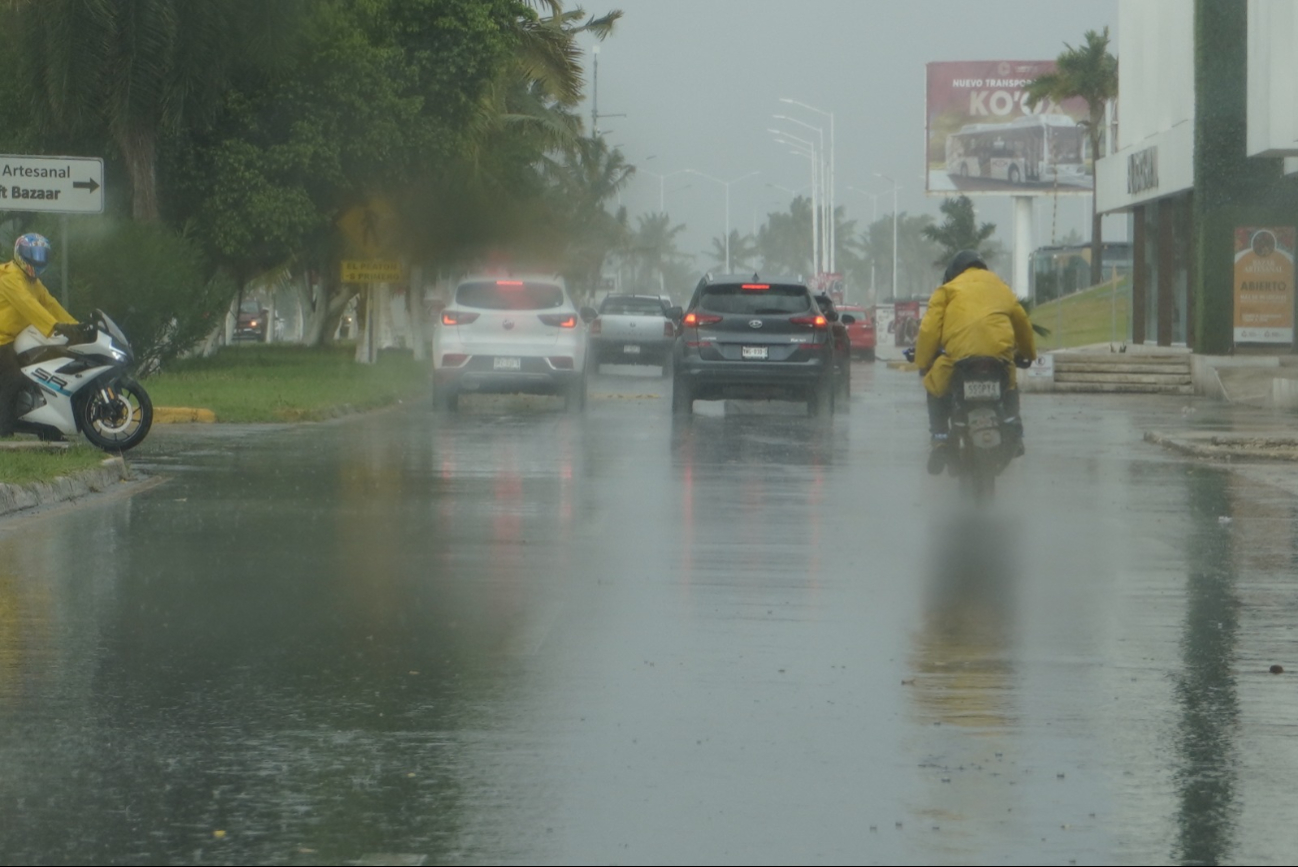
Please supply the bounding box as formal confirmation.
[947,356,1024,501]
[907,348,1028,502]
[11,309,153,452]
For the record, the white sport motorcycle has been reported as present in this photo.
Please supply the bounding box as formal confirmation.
[11,309,153,451]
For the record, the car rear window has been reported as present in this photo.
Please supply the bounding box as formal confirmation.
[600,296,664,315]
[456,281,565,310]
[699,284,812,315]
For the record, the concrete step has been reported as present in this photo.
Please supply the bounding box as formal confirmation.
[1053,353,1190,366]
[1056,371,1192,386]
[1054,361,1191,375]
[1051,381,1195,395]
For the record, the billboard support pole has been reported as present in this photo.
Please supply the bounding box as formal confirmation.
[1013,196,1032,300]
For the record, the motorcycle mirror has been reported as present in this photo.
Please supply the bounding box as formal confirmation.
[667,306,683,323]
[579,306,598,324]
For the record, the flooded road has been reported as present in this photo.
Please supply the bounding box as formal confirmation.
[4,364,1298,865]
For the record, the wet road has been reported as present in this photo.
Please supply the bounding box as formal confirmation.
[4,363,1298,865]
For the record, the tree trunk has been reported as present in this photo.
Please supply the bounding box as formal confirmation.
[120,126,159,221]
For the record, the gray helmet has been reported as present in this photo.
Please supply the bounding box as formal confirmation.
[943,250,987,284]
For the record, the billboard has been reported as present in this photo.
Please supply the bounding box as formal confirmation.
[926,61,1092,196]
[1234,226,1295,344]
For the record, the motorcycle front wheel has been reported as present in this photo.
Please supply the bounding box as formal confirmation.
[79,378,153,452]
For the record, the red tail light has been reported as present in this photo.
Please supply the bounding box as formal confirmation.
[441,353,469,367]
[741,283,770,291]
[441,311,480,326]
[683,312,723,327]
[538,313,577,328]
[790,314,828,328]
[590,318,602,335]
[548,356,575,369]
[496,280,524,286]
[662,321,674,338]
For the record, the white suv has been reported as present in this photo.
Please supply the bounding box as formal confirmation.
[432,274,594,412]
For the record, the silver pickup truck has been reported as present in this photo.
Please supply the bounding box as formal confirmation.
[589,294,676,372]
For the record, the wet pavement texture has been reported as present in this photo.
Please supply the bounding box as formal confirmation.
[4,363,1298,865]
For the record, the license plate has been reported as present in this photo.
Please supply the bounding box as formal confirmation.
[622,344,641,354]
[493,356,521,370]
[963,380,1000,400]
[742,346,768,360]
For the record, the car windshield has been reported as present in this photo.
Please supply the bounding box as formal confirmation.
[600,296,664,315]
[698,284,811,316]
[456,281,565,310]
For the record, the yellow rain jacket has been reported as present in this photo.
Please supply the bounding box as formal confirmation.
[914,267,1036,397]
[0,260,77,346]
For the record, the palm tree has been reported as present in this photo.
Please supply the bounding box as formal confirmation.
[11,0,301,220]
[923,196,999,266]
[1025,28,1119,287]
[627,212,687,293]
[707,230,758,273]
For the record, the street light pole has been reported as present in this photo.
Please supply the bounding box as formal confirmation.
[847,186,882,301]
[875,173,900,301]
[781,99,836,273]
[769,129,821,274]
[685,169,760,273]
[774,114,827,275]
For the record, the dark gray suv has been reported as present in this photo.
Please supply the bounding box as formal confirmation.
[670,275,843,416]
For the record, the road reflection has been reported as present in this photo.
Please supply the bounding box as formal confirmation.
[1173,469,1240,865]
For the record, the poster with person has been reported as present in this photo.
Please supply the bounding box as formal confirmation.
[1233,227,1295,345]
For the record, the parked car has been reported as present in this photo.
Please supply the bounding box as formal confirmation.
[671,274,842,417]
[431,274,595,412]
[589,294,676,375]
[837,304,876,361]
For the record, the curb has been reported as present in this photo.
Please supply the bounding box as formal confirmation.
[0,457,137,518]
[154,407,217,424]
[1144,430,1298,462]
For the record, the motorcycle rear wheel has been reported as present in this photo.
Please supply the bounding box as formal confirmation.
[79,378,153,452]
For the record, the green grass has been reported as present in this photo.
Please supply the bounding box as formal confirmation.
[146,344,430,423]
[1031,277,1132,351]
[0,445,109,486]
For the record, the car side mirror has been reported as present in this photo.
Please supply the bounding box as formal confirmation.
[839,314,856,325]
[667,306,683,323]
[579,306,598,324]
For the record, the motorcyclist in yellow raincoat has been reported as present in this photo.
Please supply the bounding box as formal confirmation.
[914,250,1036,475]
[0,233,80,437]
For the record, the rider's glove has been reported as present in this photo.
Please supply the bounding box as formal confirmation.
[1014,354,1034,369]
[52,322,92,343]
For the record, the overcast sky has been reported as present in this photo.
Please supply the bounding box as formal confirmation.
[580,0,1120,269]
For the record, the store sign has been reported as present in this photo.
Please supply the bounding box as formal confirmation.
[1127,146,1159,194]
[1233,226,1295,344]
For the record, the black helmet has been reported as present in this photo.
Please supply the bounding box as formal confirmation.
[943,250,987,284]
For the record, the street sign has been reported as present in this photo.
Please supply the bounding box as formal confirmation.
[342,259,402,283]
[0,154,104,214]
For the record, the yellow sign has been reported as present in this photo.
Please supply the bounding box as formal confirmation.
[337,199,398,257]
[342,260,402,283]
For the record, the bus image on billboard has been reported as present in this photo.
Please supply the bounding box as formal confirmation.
[927,60,1092,196]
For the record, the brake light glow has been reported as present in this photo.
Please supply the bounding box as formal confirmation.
[442,311,480,326]
[790,314,828,328]
[741,283,770,290]
[538,313,577,328]
[683,312,723,327]
[496,280,524,286]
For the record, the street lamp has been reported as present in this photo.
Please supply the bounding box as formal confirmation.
[768,129,821,274]
[774,114,827,273]
[781,98,836,272]
[641,168,686,213]
[684,169,760,273]
[847,186,883,300]
[875,173,901,301]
